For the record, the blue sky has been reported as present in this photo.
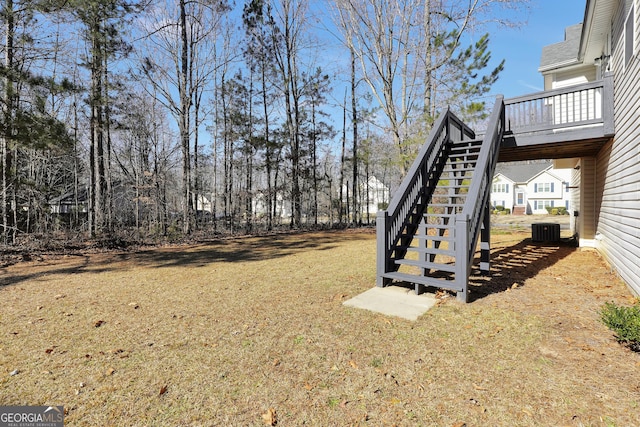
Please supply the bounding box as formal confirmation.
[488,0,586,98]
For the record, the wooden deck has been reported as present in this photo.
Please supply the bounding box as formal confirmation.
[499,75,614,162]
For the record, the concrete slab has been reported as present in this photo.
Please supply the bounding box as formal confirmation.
[343,286,437,321]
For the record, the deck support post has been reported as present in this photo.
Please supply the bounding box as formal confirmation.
[455,214,469,303]
[480,202,491,274]
[376,211,391,287]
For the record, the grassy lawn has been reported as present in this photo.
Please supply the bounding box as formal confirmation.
[1,229,639,426]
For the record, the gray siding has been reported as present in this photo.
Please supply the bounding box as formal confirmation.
[595,0,640,296]
[570,165,581,236]
[581,157,597,240]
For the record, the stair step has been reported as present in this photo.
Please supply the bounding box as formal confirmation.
[381,272,463,292]
[424,213,455,219]
[447,160,477,167]
[419,222,453,230]
[437,184,470,189]
[450,139,483,147]
[450,148,481,155]
[401,246,455,257]
[450,151,480,157]
[394,258,456,272]
[429,204,465,211]
[442,167,475,174]
[403,233,452,243]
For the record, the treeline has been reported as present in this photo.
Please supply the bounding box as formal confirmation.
[0,0,527,244]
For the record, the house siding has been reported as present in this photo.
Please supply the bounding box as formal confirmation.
[595,0,640,296]
[570,165,581,236]
[580,157,598,242]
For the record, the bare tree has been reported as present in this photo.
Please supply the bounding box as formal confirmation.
[331,0,528,173]
[138,0,230,235]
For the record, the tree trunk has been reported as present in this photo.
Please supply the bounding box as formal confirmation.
[179,0,192,235]
[339,89,346,224]
[351,46,358,225]
[1,0,14,244]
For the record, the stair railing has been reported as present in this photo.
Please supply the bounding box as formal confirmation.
[377,109,475,287]
[454,96,505,301]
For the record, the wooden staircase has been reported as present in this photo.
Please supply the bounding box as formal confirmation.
[377,97,505,302]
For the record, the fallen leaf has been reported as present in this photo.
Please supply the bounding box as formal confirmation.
[349,360,358,369]
[54,294,65,299]
[522,409,533,417]
[159,385,168,396]
[303,382,314,391]
[106,367,115,376]
[94,320,105,328]
[451,423,466,427]
[36,305,43,310]
[9,369,19,376]
[472,383,487,391]
[262,408,277,426]
[272,358,280,367]
[128,302,140,309]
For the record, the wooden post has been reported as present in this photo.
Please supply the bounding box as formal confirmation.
[455,214,469,302]
[480,202,491,273]
[376,210,390,287]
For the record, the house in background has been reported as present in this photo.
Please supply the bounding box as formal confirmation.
[361,175,390,216]
[341,175,390,217]
[491,162,572,215]
[252,192,290,219]
[49,188,89,215]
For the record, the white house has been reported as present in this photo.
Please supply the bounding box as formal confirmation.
[361,175,390,215]
[252,192,290,219]
[341,175,390,216]
[491,162,571,214]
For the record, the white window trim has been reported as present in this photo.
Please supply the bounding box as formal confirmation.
[624,2,636,71]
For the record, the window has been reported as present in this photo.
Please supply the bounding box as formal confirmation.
[492,183,509,193]
[625,3,635,69]
[535,200,554,210]
[534,182,554,193]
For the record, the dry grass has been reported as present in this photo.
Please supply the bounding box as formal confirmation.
[1,229,639,426]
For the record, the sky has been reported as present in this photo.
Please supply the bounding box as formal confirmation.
[487,0,587,99]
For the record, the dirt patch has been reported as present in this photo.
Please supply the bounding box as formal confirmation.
[0,229,638,426]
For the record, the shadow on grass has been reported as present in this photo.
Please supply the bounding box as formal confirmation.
[467,237,577,302]
[0,230,374,288]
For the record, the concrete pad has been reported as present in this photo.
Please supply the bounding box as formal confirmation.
[343,286,437,321]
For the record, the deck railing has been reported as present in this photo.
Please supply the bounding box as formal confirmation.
[504,74,614,136]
